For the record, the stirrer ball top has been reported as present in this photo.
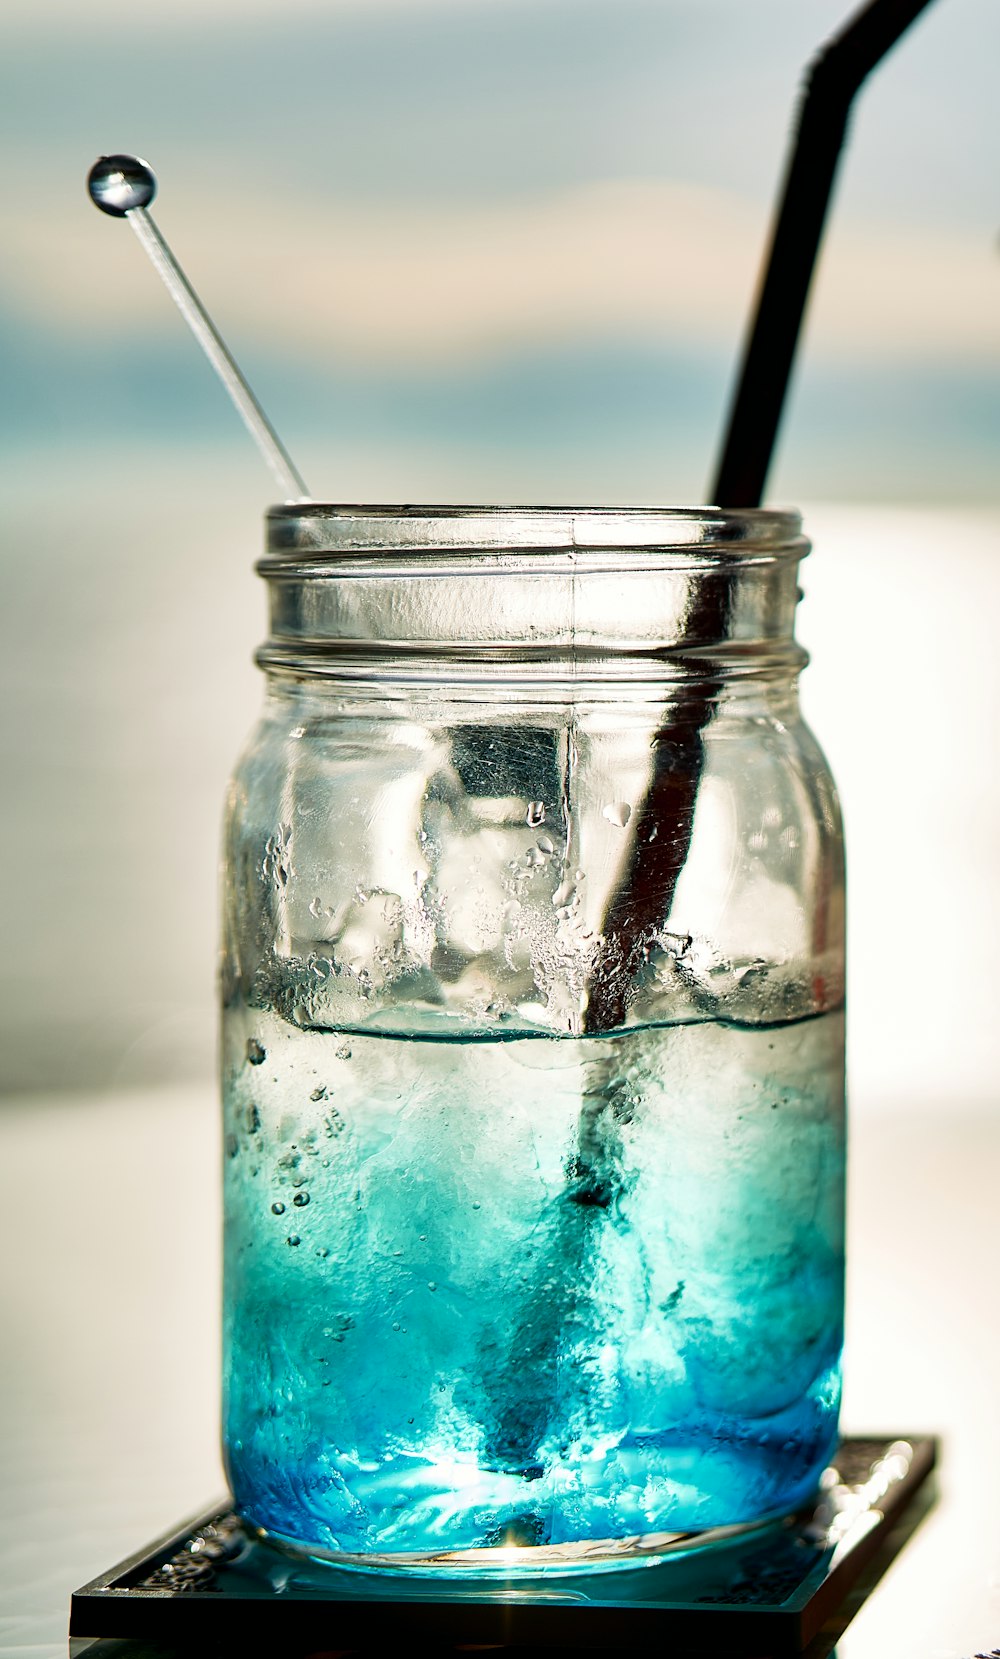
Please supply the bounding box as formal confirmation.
[88,155,157,217]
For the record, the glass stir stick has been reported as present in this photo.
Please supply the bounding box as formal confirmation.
[88,154,309,502]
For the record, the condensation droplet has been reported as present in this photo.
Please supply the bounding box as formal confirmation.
[427,1281,437,1292]
[336,1044,352,1061]
[287,1234,301,1247]
[225,1133,238,1160]
[308,896,324,919]
[391,1320,401,1332]
[315,1246,330,1258]
[244,1102,261,1135]
[310,1085,327,1101]
[602,802,632,829]
[526,801,545,827]
[271,1202,285,1215]
[247,1038,266,1066]
[472,1201,481,1210]
[536,834,554,855]
[293,1191,310,1208]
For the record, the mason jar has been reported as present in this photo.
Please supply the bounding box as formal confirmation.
[221,505,845,1575]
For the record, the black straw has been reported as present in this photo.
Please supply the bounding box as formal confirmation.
[710,0,938,508]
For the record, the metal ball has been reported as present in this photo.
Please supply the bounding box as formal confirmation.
[88,154,157,216]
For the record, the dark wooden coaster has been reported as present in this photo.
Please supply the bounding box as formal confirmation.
[70,1434,936,1657]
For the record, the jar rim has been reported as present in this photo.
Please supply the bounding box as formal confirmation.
[265,503,803,561]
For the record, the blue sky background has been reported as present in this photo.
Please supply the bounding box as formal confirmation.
[0,0,997,504]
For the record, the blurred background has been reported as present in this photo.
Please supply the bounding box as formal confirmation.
[1,0,997,1109]
[2,7,1000,1655]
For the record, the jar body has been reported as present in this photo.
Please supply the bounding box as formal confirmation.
[221,508,845,1573]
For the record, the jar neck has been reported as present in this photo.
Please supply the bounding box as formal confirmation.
[255,505,809,689]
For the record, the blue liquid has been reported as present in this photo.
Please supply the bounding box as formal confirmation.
[222,1010,844,1568]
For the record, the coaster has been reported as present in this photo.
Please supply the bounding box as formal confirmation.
[70,1434,936,1656]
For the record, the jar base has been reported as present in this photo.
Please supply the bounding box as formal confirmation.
[249,1504,796,1580]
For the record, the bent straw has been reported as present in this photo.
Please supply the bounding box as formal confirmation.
[586,0,938,1035]
[711,0,938,508]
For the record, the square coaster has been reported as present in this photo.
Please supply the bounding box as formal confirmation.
[70,1434,936,1656]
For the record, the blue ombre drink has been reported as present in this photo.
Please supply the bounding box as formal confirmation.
[223,1006,844,1570]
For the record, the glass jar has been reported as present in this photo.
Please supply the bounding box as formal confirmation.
[221,505,845,1575]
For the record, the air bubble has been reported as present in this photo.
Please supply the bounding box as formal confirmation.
[287,1235,301,1247]
[526,801,545,827]
[310,1086,327,1102]
[315,1246,330,1258]
[427,1281,437,1292]
[246,1038,266,1066]
[225,1134,238,1160]
[336,1044,352,1061]
[293,1191,310,1208]
[271,1202,286,1215]
[536,835,554,855]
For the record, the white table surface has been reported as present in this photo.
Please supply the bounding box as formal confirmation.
[1,1085,998,1658]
